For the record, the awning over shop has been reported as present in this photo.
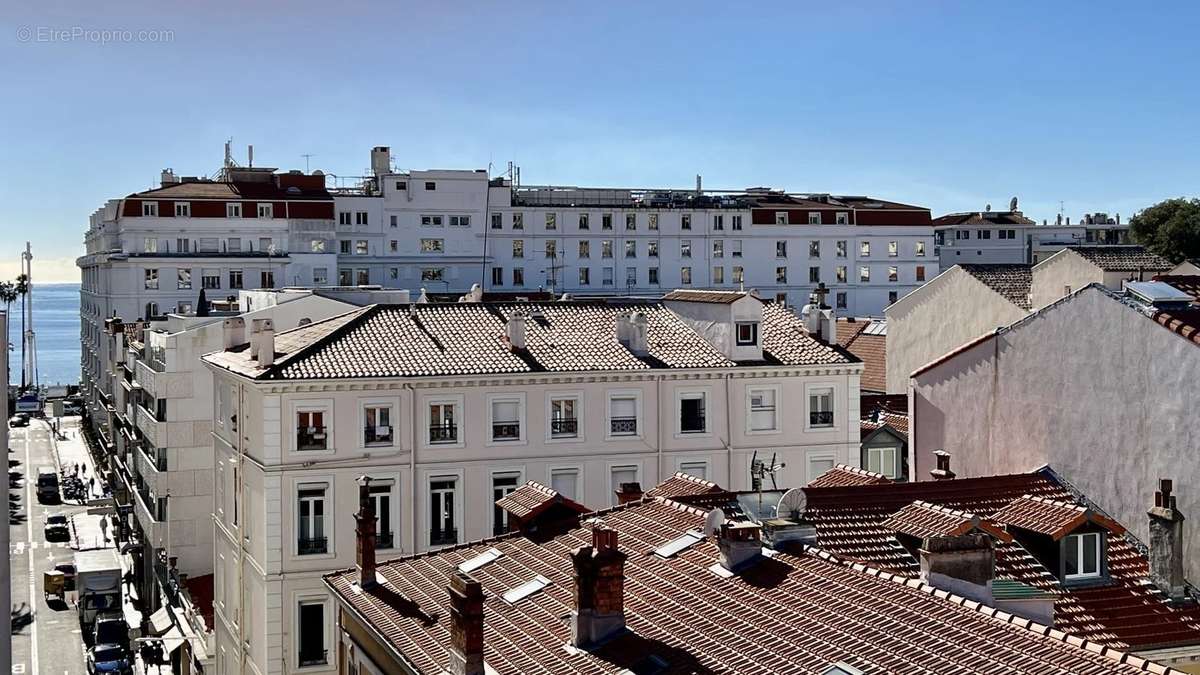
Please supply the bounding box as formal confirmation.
[149,607,172,636]
[162,626,187,654]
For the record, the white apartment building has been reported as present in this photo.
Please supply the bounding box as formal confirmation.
[327,147,937,316]
[934,208,1132,267]
[201,290,862,675]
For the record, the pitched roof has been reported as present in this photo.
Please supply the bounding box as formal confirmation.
[836,318,886,392]
[494,481,588,521]
[861,410,909,438]
[1068,246,1172,272]
[128,178,332,201]
[644,472,722,499]
[1154,275,1200,301]
[991,495,1124,540]
[933,211,1036,226]
[204,300,856,381]
[959,264,1033,310]
[661,289,747,304]
[324,496,1172,675]
[882,500,1012,542]
[806,464,892,488]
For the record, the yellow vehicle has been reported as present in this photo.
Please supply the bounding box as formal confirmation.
[43,569,66,602]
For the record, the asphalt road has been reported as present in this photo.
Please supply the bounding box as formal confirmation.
[9,419,90,675]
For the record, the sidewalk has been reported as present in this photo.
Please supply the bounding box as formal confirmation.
[50,417,107,501]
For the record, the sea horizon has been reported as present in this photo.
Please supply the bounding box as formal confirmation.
[6,281,80,387]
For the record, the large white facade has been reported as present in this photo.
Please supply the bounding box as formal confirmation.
[934,210,1132,267]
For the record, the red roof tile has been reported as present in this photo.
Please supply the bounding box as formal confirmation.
[643,472,722,499]
[991,495,1125,540]
[883,500,1012,542]
[806,464,892,488]
[325,497,1170,674]
[836,319,886,392]
[861,410,908,438]
[494,481,588,521]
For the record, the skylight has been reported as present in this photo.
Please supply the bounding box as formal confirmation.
[458,547,503,574]
[502,575,550,604]
[822,663,865,675]
[653,530,704,558]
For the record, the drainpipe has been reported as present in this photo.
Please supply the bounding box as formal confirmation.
[656,375,664,480]
[724,373,734,488]
[405,383,417,554]
[235,379,247,675]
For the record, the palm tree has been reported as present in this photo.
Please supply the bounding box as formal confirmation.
[14,274,28,389]
[0,282,14,371]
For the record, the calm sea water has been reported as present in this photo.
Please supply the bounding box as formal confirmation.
[6,283,80,386]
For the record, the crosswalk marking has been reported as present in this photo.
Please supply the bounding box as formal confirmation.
[9,541,70,555]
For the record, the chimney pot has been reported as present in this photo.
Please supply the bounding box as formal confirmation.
[718,522,763,571]
[616,312,649,355]
[570,524,627,647]
[506,311,527,351]
[1149,477,1187,603]
[931,450,956,481]
[447,572,485,675]
[222,317,246,350]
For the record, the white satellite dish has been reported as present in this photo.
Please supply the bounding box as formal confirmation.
[776,487,808,520]
[703,508,725,537]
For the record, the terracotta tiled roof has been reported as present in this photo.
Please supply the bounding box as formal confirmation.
[205,300,855,380]
[1154,275,1200,301]
[991,495,1125,540]
[494,481,588,520]
[1153,307,1200,348]
[959,264,1033,310]
[324,497,1172,674]
[661,289,747,304]
[882,500,1012,542]
[1068,246,1172,272]
[806,464,892,488]
[835,318,886,392]
[644,472,722,499]
[860,410,908,438]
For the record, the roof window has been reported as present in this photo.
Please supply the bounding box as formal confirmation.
[502,575,550,603]
[653,530,704,558]
[457,547,503,574]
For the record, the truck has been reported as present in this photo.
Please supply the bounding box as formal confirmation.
[75,549,122,630]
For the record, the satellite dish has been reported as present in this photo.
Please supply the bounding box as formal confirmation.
[1010,196,1019,211]
[703,508,725,537]
[776,488,808,520]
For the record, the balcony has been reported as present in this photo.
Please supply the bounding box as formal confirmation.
[429,528,458,547]
[550,418,578,438]
[363,426,393,446]
[375,532,395,550]
[491,422,520,441]
[429,423,457,444]
[610,417,637,436]
[809,410,834,427]
[296,427,328,451]
[297,536,328,555]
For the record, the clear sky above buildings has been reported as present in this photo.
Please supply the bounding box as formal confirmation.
[3,0,1199,280]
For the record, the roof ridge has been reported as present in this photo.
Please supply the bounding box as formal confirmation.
[263,304,379,378]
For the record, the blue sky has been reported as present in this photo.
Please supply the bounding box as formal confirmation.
[3,1,1199,280]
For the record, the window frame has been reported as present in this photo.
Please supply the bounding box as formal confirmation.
[425,470,462,548]
[292,400,334,457]
[293,594,332,669]
[677,460,709,480]
[293,480,333,559]
[491,468,524,536]
[866,446,899,479]
[606,389,643,440]
[548,466,582,502]
[226,203,242,218]
[746,385,781,435]
[675,387,711,438]
[546,391,583,443]
[360,398,398,449]
[1063,531,1104,581]
[486,393,526,446]
[607,462,642,507]
[805,385,837,431]
[258,203,273,219]
[424,394,465,449]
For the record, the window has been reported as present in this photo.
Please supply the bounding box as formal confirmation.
[776,212,789,225]
[807,212,820,225]
[1064,532,1102,580]
[421,215,444,227]
[395,180,407,190]
[429,477,457,546]
[421,239,444,254]
[888,291,899,304]
[229,270,243,289]
[866,447,898,479]
[625,240,636,258]
[680,240,692,258]
[601,213,612,230]
[226,203,241,218]
[915,241,926,257]
[625,267,637,286]
[836,240,847,258]
[389,268,398,280]
[610,465,639,506]
[748,388,778,432]
[681,214,692,230]
[977,229,991,240]
[776,241,788,258]
[679,461,708,480]
[144,269,159,290]
[512,240,524,258]
[369,481,395,549]
[648,267,659,285]
[860,266,870,282]
[776,266,787,283]
[808,388,834,428]
[391,215,399,228]
[198,237,219,253]
[175,202,190,217]
[549,396,579,439]
[492,473,520,535]
[450,215,470,227]
[428,401,458,444]
[176,301,192,314]
[836,266,847,283]
[732,240,742,258]
[177,269,192,290]
[679,392,707,434]
[625,213,636,231]
[888,266,898,282]
[258,203,273,219]
[176,238,190,253]
[356,240,368,255]
[545,213,557,230]
[836,292,847,309]
[648,214,659,230]
[731,215,742,230]
[364,404,393,446]
[545,240,557,258]
[550,468,579,500]
[143,237,158,253]
[648,241,658,258]
[809,266,820,283]
[732,266,743,284]
[296,410,327,451]
[602,240,613,258]
[338,269,351,285]
[226,237,241,253]
[425,181,436,191]
[807,456,836,483]
[513,268,524,286]
[312,268,327,285]
[860,241,871,257]
[421,268,444,282]
[390,240,399,252]
[339,240,351,254]
[681,266,692,284]
[887,241,898,257]
[142,201,158,216]
[836,212,849,225]
[491,213,503,229]
[297,486,327,555]
[602,267,614,286]
[262,270,275,288]
[712,266,724,284]
[202,270,220,290]
[492,267,504,285]
[736,321,759,346]
[297,601,327,666]
[958,229,971,240]
[916,265,926,282]
[609,394,638,437]
[809,241,820,258]
[489,397,522,442]
[713,215,724,231]
[339,211,352,226]
[145,302,159,319]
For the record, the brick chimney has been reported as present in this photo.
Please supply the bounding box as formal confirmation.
[570,524,627,647]
[930,450,956,481]
[614,482,643,505]
[1148,478,1187,603]
[447,572,485,675]
[717,522,763,572]
[354,476,377,589]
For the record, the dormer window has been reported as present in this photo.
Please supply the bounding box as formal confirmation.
[1064,532,1102,580]
[735,322,758,346]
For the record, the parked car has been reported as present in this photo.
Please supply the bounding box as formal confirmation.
[86,643,131,675]
[35,467,60,503]
[8,414,29,428]
[92,613,130,652]
[44,514,70,542]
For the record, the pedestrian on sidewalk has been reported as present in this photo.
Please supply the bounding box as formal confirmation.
[123,569,135,593]
[88,476,96,496]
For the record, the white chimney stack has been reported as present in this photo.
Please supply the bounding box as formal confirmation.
[506,311,526,351]
[223,317,246,350]
[616,312,649,356]
[250,318,276,365]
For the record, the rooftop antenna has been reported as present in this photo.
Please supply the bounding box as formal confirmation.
[302,154,314,173]
[749,451,784,509]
